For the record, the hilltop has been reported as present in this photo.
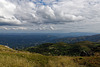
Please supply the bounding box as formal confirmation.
[25,41,100,67]
[0,45,16,52]
[0,45,85,67]
[25,41,100,56]
[0,41,100,67]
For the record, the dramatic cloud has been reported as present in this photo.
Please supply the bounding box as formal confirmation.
[0,0,85,25]
[0,0,21,26]
[0,0,100,32]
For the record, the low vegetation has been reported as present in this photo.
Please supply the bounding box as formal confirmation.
[25,41,100,56]
[74,56,100,67]
[0,41,100,67]
[0,45,85,67]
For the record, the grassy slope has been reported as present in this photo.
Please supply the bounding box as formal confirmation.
[0,45,85,67]
[0,45,100,67]
[74,56,100,67]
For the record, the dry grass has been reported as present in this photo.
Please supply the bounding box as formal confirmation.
[0,45,16,52]
[0,45,86,67]
[0,52,86,67]
[46,56,86,67]
[74,56,100,67]
[0,54,35,67]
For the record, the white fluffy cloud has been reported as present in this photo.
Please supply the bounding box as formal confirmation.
[0,0,100,32]
[0,0,85,25]
[0,0,21,25]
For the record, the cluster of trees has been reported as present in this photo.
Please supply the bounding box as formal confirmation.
[25,41,100,56]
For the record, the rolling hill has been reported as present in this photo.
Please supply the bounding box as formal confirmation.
[0,40,100,67]
[0,32,97,49]
[53,34,100,43]
[25,41,100,56]
[0,45,86,67]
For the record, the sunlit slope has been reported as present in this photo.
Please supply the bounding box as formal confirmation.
[0,45,16,52]
[0,45,85,67]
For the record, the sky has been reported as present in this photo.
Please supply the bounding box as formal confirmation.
[0,0,100,33]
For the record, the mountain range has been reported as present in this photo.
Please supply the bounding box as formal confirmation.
[53,34,100,43]
[0,32,99,48]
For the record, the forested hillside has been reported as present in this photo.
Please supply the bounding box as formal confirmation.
[0,41,100,67]
[25,41,100,56]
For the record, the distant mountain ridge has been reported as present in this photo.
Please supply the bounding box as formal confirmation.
[48,32,98,38]
[53,34,100,43]
[0,32,99,48]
